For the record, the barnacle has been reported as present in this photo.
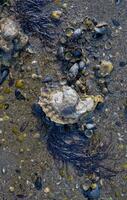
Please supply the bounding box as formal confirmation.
[15,0,57,40]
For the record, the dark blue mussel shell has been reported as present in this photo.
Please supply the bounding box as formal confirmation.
[0,65,9,85]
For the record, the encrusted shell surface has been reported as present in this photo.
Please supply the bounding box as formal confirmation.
[0,17,19,39]
[38,84,103,124]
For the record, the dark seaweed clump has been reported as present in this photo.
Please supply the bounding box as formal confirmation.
[47,125,117,178]
[32,104,118,179]
[15,0,56,40]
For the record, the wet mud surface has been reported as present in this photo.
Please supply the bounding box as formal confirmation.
[0,0,127,200]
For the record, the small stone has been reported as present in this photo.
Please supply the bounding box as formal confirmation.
[32,73,41,79]
[83,17,95,30]
[68,63,79,79]
[15,89,26,100]
[2,115,10,121]
[33,133,40,139]
[26,66,32,71]
[62,3,67,9]
[44,187,50,193]
[86,123,96,130]
[3,87,11,94]
[82,183,89,191]
[19,148,24,153]
[1,138,6,143]
[9,186,15,192]
[42,75,53,83]
[1,167,7,174]
[79,61,86,71]
[15,80,25,89]
[51,10,62,20]
[99,60,113,77]
[73,28,83,40]
[17,133,27,143]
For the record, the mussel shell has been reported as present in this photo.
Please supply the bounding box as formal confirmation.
[0,65,9,85]
[65,27,74,38]
[72,48,82,58]
[93,26,109,39]
[64,51,73,61]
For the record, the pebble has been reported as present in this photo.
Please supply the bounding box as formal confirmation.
[15,89,26,100]
[31,73,42,79]
[15,80,25,89]
[1,167,7,174]
[73,48,82,58]
[42,75,53,83]
[86,123,96,130]
[20,121,29,132]
[33,133,40,139]
[68,63,79,78]
[73,28,83,40]
[62,3,68,9]
[9,186,15,192]
[98,60,113,77]
[51,10,62,20]
[44,187,50,193]
[79,61,86,70]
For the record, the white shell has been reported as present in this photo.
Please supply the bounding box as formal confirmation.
[1,18,19,39]
[38,85,99,124]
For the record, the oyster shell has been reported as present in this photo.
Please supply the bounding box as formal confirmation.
[0,17,19,40]
[38,84,103,124]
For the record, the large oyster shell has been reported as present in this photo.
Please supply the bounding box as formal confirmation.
[38,84,103,124]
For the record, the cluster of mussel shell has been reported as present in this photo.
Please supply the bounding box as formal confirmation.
[57,17,110,81]
[38,17,109,125]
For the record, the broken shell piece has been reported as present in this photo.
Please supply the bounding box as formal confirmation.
[99,60,113,77]
[51,10,62,20]
[38,85,103,124]
[0,36,13,53]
